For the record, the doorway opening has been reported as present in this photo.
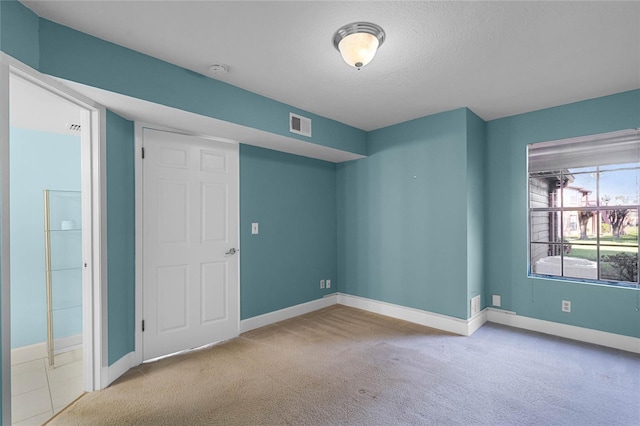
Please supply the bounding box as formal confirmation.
[9,74,85,424]
[1,57,105,425]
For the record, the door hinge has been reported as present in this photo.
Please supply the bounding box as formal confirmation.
[142,320,145,332]
[142,147,145,159]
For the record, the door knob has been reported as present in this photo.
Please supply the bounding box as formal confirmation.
[225,248,238,255]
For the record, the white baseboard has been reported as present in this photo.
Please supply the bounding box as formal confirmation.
[11,343,46,366]
[240,294,338,333]
[468,309,488,335]
[486,308,640,354]
[11,334,83,365]
[53,334,83,354]
[102,351,138,388]
[337,293,485,336]
[97,296,638,390]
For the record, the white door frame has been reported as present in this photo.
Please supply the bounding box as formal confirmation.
[133,122,241,365]
[0,53,107,424]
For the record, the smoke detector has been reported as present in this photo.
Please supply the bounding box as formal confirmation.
[209,64,229,75]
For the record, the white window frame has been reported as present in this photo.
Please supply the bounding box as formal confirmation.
[527,129,640,289]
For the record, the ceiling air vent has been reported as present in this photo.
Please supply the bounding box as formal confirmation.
[289,113,311,137]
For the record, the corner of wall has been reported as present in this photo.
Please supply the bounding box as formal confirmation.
[105,110,136,365]
[103,350,138,389]
[465,109,488,317]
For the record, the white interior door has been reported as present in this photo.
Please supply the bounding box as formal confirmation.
[142,128,239,361]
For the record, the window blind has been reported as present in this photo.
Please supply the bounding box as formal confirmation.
[528,129,640,172]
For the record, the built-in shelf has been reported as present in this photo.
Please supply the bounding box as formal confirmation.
[43,189,82,368]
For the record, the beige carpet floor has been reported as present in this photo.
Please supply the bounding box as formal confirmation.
[48,305,640,425]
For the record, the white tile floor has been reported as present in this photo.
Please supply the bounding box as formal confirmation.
[11,349,84,425]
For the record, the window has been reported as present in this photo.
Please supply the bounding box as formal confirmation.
[569,214,577,231]
[528,129,640,289]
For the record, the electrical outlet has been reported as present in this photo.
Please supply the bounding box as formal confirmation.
[562,300,571,313]
[326,280,331,289]
[320,280,325,289]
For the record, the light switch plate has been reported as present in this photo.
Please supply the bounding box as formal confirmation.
[252,223,259,234]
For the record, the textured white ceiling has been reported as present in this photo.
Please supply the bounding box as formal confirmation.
[22,1,640,131]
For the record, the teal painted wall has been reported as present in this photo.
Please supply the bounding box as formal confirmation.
[106,111,135,365]
[485,89,640,338]
[466,109,486,315]
[337,109,471,319]
[0,0,39,70]
[36,19,366,156]
[240,145,337,319]
[1,3,357,368]
[0,1,637,406]
[10,128,81,348]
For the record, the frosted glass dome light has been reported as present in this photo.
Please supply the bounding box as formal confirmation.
[333,22,385,70]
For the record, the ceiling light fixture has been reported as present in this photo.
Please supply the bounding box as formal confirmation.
[333,22,385,70]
